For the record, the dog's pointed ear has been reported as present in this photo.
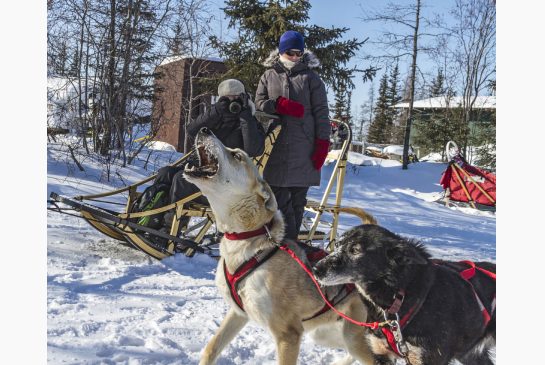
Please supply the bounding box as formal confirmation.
[257,179,277,213]
[386,242,428,266]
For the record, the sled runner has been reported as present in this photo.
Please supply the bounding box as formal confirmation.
[439,141,496,211]
[48,118,376,260]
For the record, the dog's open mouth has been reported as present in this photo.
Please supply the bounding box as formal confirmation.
[184,143,219,178]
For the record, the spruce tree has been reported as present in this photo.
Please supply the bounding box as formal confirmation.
[429,69,446,97]
[356,83,375,141]
[332,78,352,124]
[367,72,390,144]
[387,62,402,143]
[210,0,369,94]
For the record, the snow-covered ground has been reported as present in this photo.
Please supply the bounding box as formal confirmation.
[43,137,498,364]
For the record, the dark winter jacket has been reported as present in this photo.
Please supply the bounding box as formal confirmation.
[255,50,331,187]
[187,98,265,157]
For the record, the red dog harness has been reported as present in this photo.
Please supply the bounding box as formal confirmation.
[222,246,279,311]
[222,226,354,320]
[457,260,496,326]
[381,260,497,357]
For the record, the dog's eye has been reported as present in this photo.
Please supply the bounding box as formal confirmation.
[231,151,242,161]
[348,244,362,255]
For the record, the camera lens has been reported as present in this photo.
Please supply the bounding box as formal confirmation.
[229,101,242,114]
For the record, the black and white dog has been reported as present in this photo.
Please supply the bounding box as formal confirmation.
[313,224,496,365]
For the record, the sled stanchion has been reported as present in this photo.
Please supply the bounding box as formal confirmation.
[451,165,476,209]
[301,118,377,248]
[169,203,186,239]
[307,119,353,248]
[253,124,281,176]
[444,188,451,207]
[126,185,137,213]
[329,146,349,250]
[184,219,215,257]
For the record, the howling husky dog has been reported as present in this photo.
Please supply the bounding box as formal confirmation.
[184,127,375,365]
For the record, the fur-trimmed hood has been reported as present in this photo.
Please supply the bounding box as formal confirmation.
[262,49,321,69]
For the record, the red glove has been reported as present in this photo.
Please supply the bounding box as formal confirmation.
[311,138,330,170]
[275,96,304,118]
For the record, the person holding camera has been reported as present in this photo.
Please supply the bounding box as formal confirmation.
[158,79,265,231]
[185,79,264,156]
[255,30,331,241]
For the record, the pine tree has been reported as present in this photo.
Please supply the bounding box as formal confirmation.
[332,78,351,124]
[356,84,374,141]
[367,72,390,144]
[387,62,402,143]
[210,0,369,94]
[345,90,352,124]
[57,41,69,76]
[429,69,446,97]
[69,48,80,77]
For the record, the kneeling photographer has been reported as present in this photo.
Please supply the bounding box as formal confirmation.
[157,79,265,236]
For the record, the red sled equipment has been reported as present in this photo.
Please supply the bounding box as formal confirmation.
[439,141,496,210]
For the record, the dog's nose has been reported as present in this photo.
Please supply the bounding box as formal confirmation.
[313,262,325,278]
[200,127,212,135]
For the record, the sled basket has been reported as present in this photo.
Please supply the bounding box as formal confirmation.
[49,118,377,259]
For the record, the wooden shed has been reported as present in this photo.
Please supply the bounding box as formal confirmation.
[152,56,226,152]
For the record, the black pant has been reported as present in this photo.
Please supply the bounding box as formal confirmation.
[169,170,209,206]
[157,166,209,231]
[270,186,309,240]
[155,165,208,206]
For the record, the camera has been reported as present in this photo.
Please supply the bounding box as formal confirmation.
[228,93,250,114]
[228,100,242,114]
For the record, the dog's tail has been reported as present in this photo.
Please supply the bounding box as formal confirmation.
[338,207,377,225]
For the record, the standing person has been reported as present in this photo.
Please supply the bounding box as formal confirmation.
[153,79,265,235]
[255,30,331,240]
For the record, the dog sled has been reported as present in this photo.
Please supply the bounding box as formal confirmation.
[48,117,376,260]
[439,141,496,211]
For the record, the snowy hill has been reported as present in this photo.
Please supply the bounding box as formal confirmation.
[46,140,495,364]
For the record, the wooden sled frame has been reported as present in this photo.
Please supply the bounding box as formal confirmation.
[302,119,377,251]
[49,118,376,260]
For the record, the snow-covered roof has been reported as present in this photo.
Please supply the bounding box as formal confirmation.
[159,54,223,66]
[393,96,496,109]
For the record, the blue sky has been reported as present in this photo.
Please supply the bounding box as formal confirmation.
[308,0,457,114]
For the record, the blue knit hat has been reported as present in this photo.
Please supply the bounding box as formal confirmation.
[278,30,305,54]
